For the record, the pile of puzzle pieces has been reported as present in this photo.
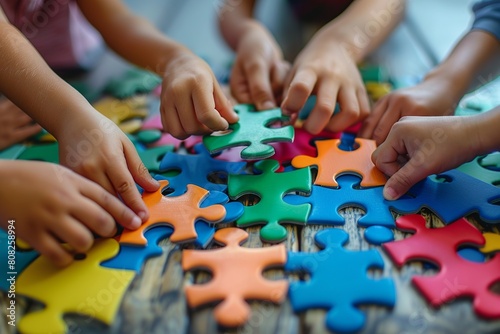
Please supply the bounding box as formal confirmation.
[1,65,500,334]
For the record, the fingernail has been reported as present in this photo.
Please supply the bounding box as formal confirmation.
[261,101,275,110]
[130,215,142,229]
[383,186,398,201]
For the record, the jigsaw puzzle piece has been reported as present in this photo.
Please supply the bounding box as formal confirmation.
[93,96,149,133]
[389,170,500,224]
[286,229,395,333]
[384,214,500,318]
[101,227,173,271]
[457,155,500,186]
[17,238,135,334]
[157,143,246,196]
[104,68,162,99]
[203,104,294,160]
[0,144,26,160]
[364,226,394,245]
[480,152,500,171]
[0,229,38,291]
[480,232,500,254]
[137,145,174,173]
[292,138,386,187]
[284,175,395,227]
[119,180,226,245]
[182,228,288,327]
[228,159,312,243]
[17,142,59,164]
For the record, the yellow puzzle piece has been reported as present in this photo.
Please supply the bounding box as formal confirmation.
[93,96,149,133]
[365,82,392,102]
[480,232,500,254]
[17,239,135,334]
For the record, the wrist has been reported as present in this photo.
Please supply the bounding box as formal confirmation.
[472,107,500,155]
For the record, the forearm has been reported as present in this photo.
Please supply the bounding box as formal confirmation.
[218,0,259,51]
[472,106,500,155]
[423,30,500,105]
[314,0,405,63]
[0,23,98,138]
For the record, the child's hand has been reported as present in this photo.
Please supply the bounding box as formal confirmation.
[230,24,290,110]
[359,79,457,145]
[0,160,143,266]
[160,51,238,139]
[372,116,479,200]
[57,116,159,222]
[281,36,370,134]
[0,98,42,150]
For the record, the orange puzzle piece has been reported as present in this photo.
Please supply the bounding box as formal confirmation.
[182,228,288,327]
[292,138,386,187]
[119,180,226,245]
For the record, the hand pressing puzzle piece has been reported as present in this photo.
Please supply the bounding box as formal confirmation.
[228,159,311,243]
[203,104,294,160]
[157,143,246,196]
[292,138,386,187]
[119,180,226,245]
[286,228,395,333]
[182,228,288,328]
[384,214,500,318]
[284,175,395,227]
[17,239,135,334]
[390,169,500,224]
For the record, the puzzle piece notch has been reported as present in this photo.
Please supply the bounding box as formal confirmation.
[203,104,294,160]
[292,138,387,187]
[17,239,135,334]
[119,180,226,245]
[384,214,500,318]
[284,176,395,228]
[286,228,395,333]
[228,159,312,243]
[182,228,288,328]
[157,143,246,196]
[457,155,500,186]
[389,169,500,224]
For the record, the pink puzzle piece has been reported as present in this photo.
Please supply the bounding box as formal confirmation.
[384,214,500,319]
[141,114,202,149]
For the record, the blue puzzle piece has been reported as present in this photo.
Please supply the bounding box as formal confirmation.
[194,190,245,248]
[390,169,500,224]
[102,226,172,272]
[457,247,486,263]
[284,175,395,227]
[0,230,38,291]
[286,229,395,333]
[157,143,246,196]
[364,226,394,245]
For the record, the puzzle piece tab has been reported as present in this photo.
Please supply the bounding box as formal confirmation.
[384,214,500,318]
[292,138,386,187]
[286,228,395,333]
[228,159,311,243]
[119,180,226,245]
[17,239,135,334]
[182,228,288,327]
[284,175,395,227]
[157,143,246,196]
[390,170,500,224]
[203,104,294,160]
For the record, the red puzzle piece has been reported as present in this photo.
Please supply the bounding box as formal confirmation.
[384,214,500,318]
[119,180,225,245]
[182,228,288,327]
[292,138,386,187]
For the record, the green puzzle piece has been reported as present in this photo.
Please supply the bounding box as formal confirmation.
[458,154,500,186]
[203,104,294,160]
[228,159,311,243]
[18,143,59,164]
[0,144,26,160]
[138,145,175,173]
[481,152,500,170]
[104,68,162,99]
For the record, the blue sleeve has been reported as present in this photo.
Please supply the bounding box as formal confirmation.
[471,0,500,41]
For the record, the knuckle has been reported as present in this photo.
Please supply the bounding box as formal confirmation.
[95,211,115,237]
[315,102,335,117]
[290,80,310,96]
[116,180,133,195]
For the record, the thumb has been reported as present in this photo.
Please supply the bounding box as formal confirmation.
[383,161,428,200]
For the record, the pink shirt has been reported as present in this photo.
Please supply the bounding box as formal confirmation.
[0,0,102,70]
